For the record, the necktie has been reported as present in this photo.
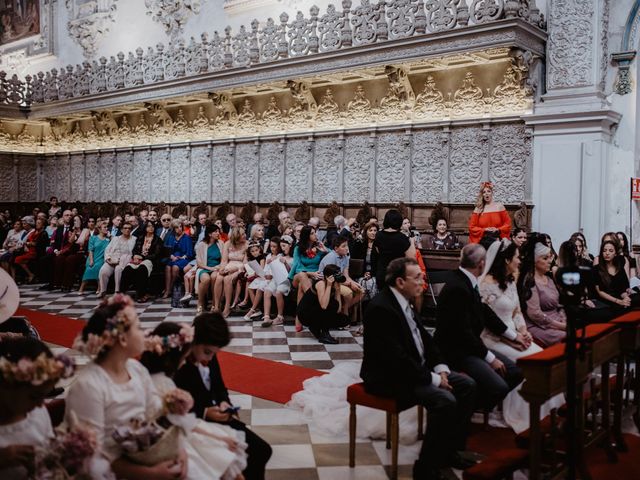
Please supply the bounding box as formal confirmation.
[405,304,425,362]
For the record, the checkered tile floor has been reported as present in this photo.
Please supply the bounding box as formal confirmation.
[22,284,448,479]
[18,284,364,371]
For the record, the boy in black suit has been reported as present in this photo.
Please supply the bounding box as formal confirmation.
[361,257,477,480]
[174,313,272,480]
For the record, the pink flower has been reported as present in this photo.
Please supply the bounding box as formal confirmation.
[164,388,194,416]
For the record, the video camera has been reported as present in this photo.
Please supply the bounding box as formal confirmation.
[555,266,594,305]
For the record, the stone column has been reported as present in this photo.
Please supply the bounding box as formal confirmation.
[525,0,627,249]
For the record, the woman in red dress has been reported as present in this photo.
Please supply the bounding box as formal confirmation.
[468,181,511,244]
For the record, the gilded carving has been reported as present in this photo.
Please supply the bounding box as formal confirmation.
[414,75,446,120]
[345,84,372,126]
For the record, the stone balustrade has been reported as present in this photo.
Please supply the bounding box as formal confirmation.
[0,0,544,108]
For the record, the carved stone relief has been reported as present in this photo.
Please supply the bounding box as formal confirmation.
[313,137,341,203]
[132,150,151,202]
[99,151,116,202]
[18,157,38,202]
[547,0,594,89]
[376,133,408,203]
[343,135,372,203]
[190,146,211,202]
[0,155,16,202]
[85,153,100,202]
[411,129,447,202]
[150,149,171,202]
[259,141,284,203]
[169,148,190,202]
[66,0,120,59]
[115,150,133,202]
[145,0,201,40]
[211,145,233,202]
[43,156,57,201]
[489,124,528,203]
[234,142,259,203]
[449,127,487,203]
[55,154,71,202]
[69,153,84,201]
[284,139,312,203]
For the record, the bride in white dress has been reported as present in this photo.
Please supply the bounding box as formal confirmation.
[479,239,564,434]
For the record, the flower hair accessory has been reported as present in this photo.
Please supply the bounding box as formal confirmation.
[144,324,194,354]
[0,352,75,386]
[480,181,493,190]
[73,294,136,357]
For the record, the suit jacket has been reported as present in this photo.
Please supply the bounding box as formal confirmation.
[51,225,71,251]
[174,356,231,419]
[434,269,507,363]
[131,234,163,265]
[360,287,446,401]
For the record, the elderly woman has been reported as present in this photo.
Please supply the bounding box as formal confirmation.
[162,219,195,299]
[425,217,458,250]
[0,219,24,276]
[98,222,136,297]
[468,181,511,245]
[120,222,163,303]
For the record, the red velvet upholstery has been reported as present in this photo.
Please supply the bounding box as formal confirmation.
[611,311,640,325]
[462,448,528,480]
[45,398,65,427]
[579,323,618,343]
[347,382,403,412]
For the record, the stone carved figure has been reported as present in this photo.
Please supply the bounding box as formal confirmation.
[513,202,529,229]
[267,201,283,228]
[239,201,257,225]
[91,111,119,137]
[356,201,374,226]
[294,200,311,224]
[323,201,340,225]
[144,102,173,130]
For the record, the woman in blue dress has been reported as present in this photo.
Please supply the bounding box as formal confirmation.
[163,219,195,298]
[79,221,110,294]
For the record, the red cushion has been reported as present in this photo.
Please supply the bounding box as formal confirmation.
[579,323,618,342]
[463,449,528,480]
[347,383,401,412]
[611,311,640,325]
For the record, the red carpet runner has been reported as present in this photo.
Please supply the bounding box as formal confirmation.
[16,307,324,404]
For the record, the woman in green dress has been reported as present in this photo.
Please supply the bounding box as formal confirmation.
[79,221,110,294]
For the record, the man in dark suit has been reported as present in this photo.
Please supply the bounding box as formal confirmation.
[38,209,73,289]
[362,257,477,479]
[435,243,523,412]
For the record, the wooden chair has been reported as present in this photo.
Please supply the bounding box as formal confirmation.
[347,382,424,480]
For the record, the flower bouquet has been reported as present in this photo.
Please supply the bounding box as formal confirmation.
[35,415,113,480]
[112,418,180,466]
[164,388,194,416]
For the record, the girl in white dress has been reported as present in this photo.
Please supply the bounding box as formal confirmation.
[479,239,564,434]
[67,294,190,480]
[261,236,294,327]
[0,337,74,479]
[141,322,248,480]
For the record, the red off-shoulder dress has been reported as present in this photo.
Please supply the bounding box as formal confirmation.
[468,210,511,244]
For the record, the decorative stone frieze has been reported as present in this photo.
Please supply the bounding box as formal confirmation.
[145,0,202,40]
[66,0,119,59]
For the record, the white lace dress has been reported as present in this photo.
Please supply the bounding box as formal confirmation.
[66,359,242,480]
[0,406,53,480]
[480,280,565,434]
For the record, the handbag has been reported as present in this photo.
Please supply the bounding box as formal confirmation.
[171,282,185,308]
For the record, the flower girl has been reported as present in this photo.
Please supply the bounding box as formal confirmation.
[0,337,74,479]
[141,321,248,480]
[67,294,190,480]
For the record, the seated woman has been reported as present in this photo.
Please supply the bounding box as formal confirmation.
[297,264,350,344]
[480,239,563,433]
[262,236,294,327]
[0,220,24,277]
[163,219,195,299]
[595,239,640,311]
[213,227,248,317]
[570,232,594,267]
[98,222,136,297]
[237,225,268,308]
[401,217,422,250]
[350,220,379,300]
[468,181,511,246]
[120,222,163,303]
[593,232,621,266]
[616,231,637,279]
[67,295,190,480]
[425,217,458,250]
[517,240,566,347]
[79,220,110,294]
[193,224,224,313]
[52,227,88,293]
[288,226,328,332]
[13,217,47,284]
[510,227,527,249]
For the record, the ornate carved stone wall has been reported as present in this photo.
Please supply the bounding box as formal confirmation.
[11,122,532,205]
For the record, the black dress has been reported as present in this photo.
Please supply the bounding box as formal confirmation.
[297,283,349,336]
[373,230,410,288]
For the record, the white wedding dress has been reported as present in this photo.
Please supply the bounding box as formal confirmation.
[479,280,565,434]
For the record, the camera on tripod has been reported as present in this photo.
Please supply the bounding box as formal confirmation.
[556,266,594,306]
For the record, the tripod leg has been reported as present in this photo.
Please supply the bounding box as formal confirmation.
[600,362,618,463]
[576,382,593,480]
[613,355,628,451]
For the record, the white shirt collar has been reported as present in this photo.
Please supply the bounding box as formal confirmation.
[459,266,478,289]
[389,286,411,313]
